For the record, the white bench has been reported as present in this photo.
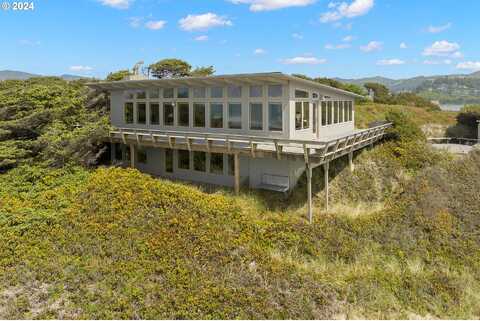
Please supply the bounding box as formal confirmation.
[258,174,290,193]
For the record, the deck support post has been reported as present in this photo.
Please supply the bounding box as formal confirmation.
[324,161,329,211]
[234,153,240,195]
[348,151,354,172]
[129,144,136,168]
[306,164,313,224]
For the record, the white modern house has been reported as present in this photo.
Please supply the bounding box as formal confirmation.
[88,72,390,222]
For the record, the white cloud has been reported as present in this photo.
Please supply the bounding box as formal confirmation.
[281,56,327,65]
[325,43,351,50]
[195,35,209,41]
[320,0,374,23]
[145,20,166,30]
[422,40,460,58]
[69,65,93,72]
[254,48,267,55]
[456,61,480,71]
[292,33,304,39]
[427,22,452,33]
[360,41,382,52]
[342,35,354,42]
[98,0,132,9]
[229,0,315,12]
[377,59,405,66]
[179,13,232,31]
[400,42,407,49]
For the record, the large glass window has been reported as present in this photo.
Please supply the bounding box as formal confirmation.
[250,85,263,98]
[178,150,190,170]
[193,103,206,127]
[313,103,317,133]
[163,102,174,126]
[327,101,333,125]
[268,103,282,132]
[178,103,189,127]
[149,89,159,99]
[137,149,147,164]
[165,149,173,173]
[211,87,223,98]
[295,89,309,98]
[321,102,327,126]
[334,101,339,124]
[124,102,134,124]
[348,101,353,121]
[228,85,242,98]
[210,103,223,128]
[177,87,189,99]
[193,87,206,98]
[339,101,344,123]
[268,85,282,97]
[303,102,310,129]
[114,143,123,161]
[344,102,349,122]
[295,102,302,130]
[249,103,263,130]
[137,103,146,124]
[193,151,206,172]
[150,103,160,125]
[210,153,224,174]
[227,154,234,176]
[163,88,174,99]
[136,91,146,99]
[228,103,242,129]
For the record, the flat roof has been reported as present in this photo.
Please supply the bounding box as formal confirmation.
[86,72,364,99]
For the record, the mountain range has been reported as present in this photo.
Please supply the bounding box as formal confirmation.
[0,70,88,81]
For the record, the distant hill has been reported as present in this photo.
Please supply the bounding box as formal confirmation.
[337,71,480,105]
[0,70,88,81]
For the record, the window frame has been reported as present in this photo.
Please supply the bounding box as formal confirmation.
[210,103,224,129]
[163,102,174,126]
[268,102,283,132]
[249,102,263,131]
[177,150,191,170]
[136,102,147,124]
[124,102,134,124]
[149,103,160,125]
[193,103,206,128]
[177,102,190,127]
[228,103,242,129]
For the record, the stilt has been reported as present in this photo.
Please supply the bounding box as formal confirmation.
[348,151,354,172]
[306,164,313,224]
[234,153,240,195]
[324,161,329,211]
[130,144,136,168]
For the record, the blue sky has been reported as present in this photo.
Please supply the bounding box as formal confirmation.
[2,0,479,79]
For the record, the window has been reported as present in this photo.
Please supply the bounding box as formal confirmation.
[137,103,146,124]
[295,89,309,98]
[210,153,224,174]
[114,143,123,161]
[193,87,206,98]
[303,102,310,129]
[268,85,282,97]
[227,155,235,176]
[193,103,206,127]
[178,150,190,170]
[321,102,327,126]
[344,102,349,122]
[313,103,317,133]
[210,103,223,128]
[124,91,134,100]
[136,91,146,99]
[268,103,282,132]
[334,101,339,124]
[149,89,159,99]
[124,102,134,124]
[211,87,223,98]
[295,102,302,130]
[339,101,344,123]
[193,151,206,172]
[178,103,189,127]
[228,103,242,129]
[250,85,263,98]
[228,85,242,98]
[348,101,353,121]
[165,149,173,173]
[327,101,333,125]
[249,103,263,130]
[177,87,189,99]
[137,149,147,164]
[163,88,174,99]
[163,102,174,126]
[150,103,160,125]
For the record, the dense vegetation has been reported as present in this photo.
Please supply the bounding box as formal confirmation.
[416,76,480,105]
[446,104,480,138]
[1,75,479,319]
